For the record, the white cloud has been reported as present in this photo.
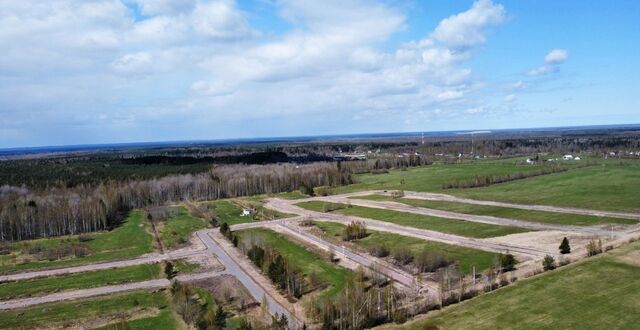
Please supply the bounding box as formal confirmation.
[529,48,569,76]
[512,80,525,89]
[0,0,513,147]
[431,0,506,50]
[545,48,568,64]
[192,1,255,40]
[504,93,516,103]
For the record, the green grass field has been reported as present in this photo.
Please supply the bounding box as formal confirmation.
[205,200,257,226]
[296,201,531,238]
[0,210,155,274]
[333,162,559,194]
[0,291,177,329]
[383,240,640,330]
[236,228,353,298]
[159,206,208,249]
[454,164,640,212]
[335,160,640,212]
[0,263,161,300]
[314,221,498,274]
[352,195,637,226]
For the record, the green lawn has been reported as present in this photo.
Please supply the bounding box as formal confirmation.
[454,164,640,212]
[159,206,208,249]
[335,161,640,212]
[205,200,255,226]
[0,210,155,274]
[296,201,531,238]
[352,195,637,226]
[314,221,498,274]
[0,263,161,300]
[236,228,353,298]
[0,291,177,329]
[333,162,561,194]
[384,240,640,330]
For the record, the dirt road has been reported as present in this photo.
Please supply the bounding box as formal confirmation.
[319,195,624,237]
[265,199,548,259]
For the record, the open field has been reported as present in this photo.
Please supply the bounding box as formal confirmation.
[335,161,640,212]
[0,290,177,329]
[353,195,637,226]
[206,200,251,225]
[296,201,531,238]
[0,263,161,300]
[0,210,154,274]
[454,164,640,212]
[236,227,353,298]
[383,240,640,330]
[313,221,499,274]
[159,206,208,249]
[333,162,564,194]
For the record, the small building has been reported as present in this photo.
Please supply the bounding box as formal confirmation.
[240,208,254,217]
[574,156,581,160]
[525,158,535,164]
[562,155,573,160]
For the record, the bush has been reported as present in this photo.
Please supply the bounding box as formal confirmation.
[369,244,390,258]
[392,246,413,265]
[392,308,407,324]
[498,253,517,271]
[165,261,176,279]
[342,221,367,241]
[542,255,556,271]
[78,234,93,242]
[414,250,452,272]
[586,240,602,257]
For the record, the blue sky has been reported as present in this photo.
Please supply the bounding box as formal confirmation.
[0,0,638,148]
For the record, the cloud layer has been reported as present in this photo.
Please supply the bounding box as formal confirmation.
[1,0,514,147]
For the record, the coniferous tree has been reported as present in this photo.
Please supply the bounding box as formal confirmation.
[559,237,571,254]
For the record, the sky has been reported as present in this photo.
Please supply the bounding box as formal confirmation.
[1,0,639,148]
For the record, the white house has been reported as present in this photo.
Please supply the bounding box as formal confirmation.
[574,156,581,160]
[562,155,573,160]
[240,208,254,217]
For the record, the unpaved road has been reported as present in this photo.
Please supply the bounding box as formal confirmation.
[392,191,640,221]
[316,195,624,237]
[265,199,549,259]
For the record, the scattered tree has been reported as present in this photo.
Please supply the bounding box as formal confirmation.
[542,255,556,271]
[559,237,571,254]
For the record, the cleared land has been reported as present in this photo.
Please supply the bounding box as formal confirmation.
[159,206,208,249]
[296,201,531,238]
[313,221,498,274]
[336,161,639,212]
[205,200,251,226]
[0,290,177,329]
[236,227,353,298]
[0,210,154,274]
[0,263,161,300]
[353,195,637,226]
[383,240,640,330]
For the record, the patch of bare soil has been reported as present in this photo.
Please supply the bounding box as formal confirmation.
[192,274,257,312]
[484,231,596,255]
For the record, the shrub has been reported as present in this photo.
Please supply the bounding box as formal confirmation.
[342,221,367,241]
[392,246,413,265]
[542,255,556,271]
[414,250,452,272]
[586,240,602,257]
[369,244,390,258]
[498,253,517,271]
[78,234,93,242]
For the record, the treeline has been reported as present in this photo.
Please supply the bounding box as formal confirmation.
[340,155,431,174]
[0,163,350,241]
[442,164,590,189]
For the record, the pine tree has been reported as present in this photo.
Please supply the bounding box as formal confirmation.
[559,237,571,254]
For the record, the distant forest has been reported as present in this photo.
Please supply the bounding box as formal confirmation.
[0,127,638,241]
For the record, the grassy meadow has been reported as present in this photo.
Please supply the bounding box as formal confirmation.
[313,221,498,274]
[296,201,531,238]
[382,239,640,330]
[236,227,353,298]
[0,210,155,274]
[0,263,162,300]
[352,195,637,226]
[159,205,208,249]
